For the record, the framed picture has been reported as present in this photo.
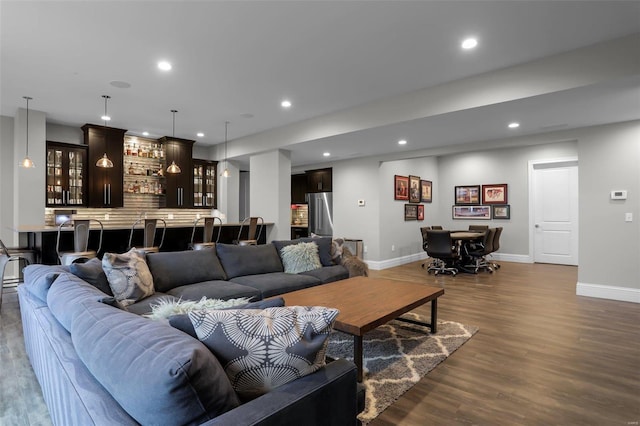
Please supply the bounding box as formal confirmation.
[452,205,491,220]
[417,204,425,221]
[482,184,508,204]
[492,204,510,219]
[455,185,480,205]
[409,175,421,203]
[394,175,409,200]
[404,204,418,220]
[420,180,432,203]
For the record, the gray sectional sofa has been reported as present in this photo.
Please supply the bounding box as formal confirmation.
[18,238,363,425]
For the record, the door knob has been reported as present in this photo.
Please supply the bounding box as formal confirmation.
[535,224,540,228]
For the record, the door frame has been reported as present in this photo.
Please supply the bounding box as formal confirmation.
[528,157,579,264]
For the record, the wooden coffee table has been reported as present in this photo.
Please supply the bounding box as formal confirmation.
[278,276,444,382]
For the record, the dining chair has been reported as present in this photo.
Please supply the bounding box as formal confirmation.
[56,219,104,265]
[128,218,167,254]
[0,239,37,312]
[489,227,503,270]
[419,226,440,271]
[425,230,459,276]
[464,228,496,273]
[468,225,489,231]
[431,225,444,230]
[190,216,222,250]
[234,216,264,245]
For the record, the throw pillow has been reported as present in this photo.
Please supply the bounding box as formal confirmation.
[189,305,339,400]
[69,257,113,296]
[102,248,155,306]
[280,242,322,274]
[145,296,252,320]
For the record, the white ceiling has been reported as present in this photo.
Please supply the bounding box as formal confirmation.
[2,1,639,168]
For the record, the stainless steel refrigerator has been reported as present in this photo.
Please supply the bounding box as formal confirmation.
[306,192,333,237]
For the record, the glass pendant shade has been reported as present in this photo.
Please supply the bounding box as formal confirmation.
[19,96,35,168]
[221,167,230,178]
[96,153,114,168]
[166,109,181,174]
[96,95,114,168]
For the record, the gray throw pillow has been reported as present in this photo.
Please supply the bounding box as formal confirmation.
[189,305,339,401]
[69,257,113,296]
[102,248,155,306]
[280,242,322,274]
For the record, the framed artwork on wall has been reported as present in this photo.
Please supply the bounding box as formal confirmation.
[492,204,510,219]
[482,184,508,204]
[394,175,409,200]
[452,205,491,220]
[417,204,424,221]
[409,175,421,203]
[420,180,432,203]
[455,185,480,205]
[404,204,418,220]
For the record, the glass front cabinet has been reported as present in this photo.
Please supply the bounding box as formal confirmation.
[192,159,217,208]
[46,142,87,206]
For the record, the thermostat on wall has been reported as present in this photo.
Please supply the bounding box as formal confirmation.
[610,190,627,200]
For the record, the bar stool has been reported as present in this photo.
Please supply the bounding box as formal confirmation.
[234,216,264,245]
[0,238,37,311]
[128,218,167,254]
[190,216,222,250]
[56,219,104,265]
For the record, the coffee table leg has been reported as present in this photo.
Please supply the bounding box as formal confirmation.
[431,298,438,333]
[354,335,363,382]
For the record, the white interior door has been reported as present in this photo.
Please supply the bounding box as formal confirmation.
[532,161,579,265]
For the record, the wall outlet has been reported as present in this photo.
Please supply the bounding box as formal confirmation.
[391,244,395,251]
[104,213,110,220]
[196,213,201,219]
[168,213,174,220]
[364,245,368,253]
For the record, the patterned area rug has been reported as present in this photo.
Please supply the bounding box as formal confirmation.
[326,313,478,424]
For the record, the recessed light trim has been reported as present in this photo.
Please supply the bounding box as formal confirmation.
[398,139,407,145]
[323,152,330,157]
[508,122,520,129]
[158,61,172,71]
[461,38,478,50]
[281,100,292,108]
[197,132,204,137]
[142,131,149,136]
[100,115,111,121]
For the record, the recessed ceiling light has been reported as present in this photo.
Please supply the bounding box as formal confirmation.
[461,38,478,50]
[109,80,131,89]
[158,61,172,71]
[142,131,149,136]
[323,152,330,157]
[281,100,292,108]
[398,139,407,145]
[197,132,204,138]
[508,122,520,129]
[100,114,111,121]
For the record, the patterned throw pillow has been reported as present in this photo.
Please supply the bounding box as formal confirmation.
[280,242,322,274]
[102,248,155,306]
[189,306,339,400]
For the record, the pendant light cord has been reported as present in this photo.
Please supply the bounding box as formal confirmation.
[24,96,30,156]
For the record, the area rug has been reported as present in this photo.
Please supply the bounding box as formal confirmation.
[326,313,478,424]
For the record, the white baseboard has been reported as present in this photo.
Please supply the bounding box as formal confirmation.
[367,252,529,270]
[490,253,532,263]
[576,282,640,304]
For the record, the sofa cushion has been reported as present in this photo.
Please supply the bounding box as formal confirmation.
[102,248,155,306]
[189,306,338,401]
[168,297,286,338]
[47,273,122,332]
[71,300,240,425]
[22,264,69,303]
[146,250,227,292]
[273,237,333,267]
[69,257,113,296]
[216,244,283,279]
[124,293,179,316]
[280,242,322,274]
[299,264,350,283]
[230,272,322,298]
[167,280,261,302]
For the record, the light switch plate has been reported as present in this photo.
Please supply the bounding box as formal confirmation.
[625,213,633,222]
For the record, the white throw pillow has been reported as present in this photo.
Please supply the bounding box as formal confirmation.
[280,242,322,274]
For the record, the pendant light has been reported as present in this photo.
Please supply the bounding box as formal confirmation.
[166,109,182,174]
[221,121,230,178]
[19,96,35,168]
[96,95,114,168]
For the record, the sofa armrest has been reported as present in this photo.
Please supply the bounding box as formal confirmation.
[202,358,361,426]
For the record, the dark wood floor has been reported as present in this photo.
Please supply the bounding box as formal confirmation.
[1,261,638,425]
[369,261,640,426]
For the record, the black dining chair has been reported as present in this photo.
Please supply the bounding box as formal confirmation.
[468,225,489,231]
[425,230,459,276]
[489,227,503,270]
[464,228,496,273]
[420,226,439,270]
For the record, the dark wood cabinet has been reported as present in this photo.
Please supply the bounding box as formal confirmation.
[45,142,87,207]
[82,124,126,208]
[306,168,332,193]
[193,159,217,208]
[160,136,195,208]
[291,174,307,203]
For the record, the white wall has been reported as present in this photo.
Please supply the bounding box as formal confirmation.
[1,116,15,245]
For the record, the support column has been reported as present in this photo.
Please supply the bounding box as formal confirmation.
[249,150,291,241]
[217,160,240,223]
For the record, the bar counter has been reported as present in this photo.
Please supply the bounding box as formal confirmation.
[13,221,272,265]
